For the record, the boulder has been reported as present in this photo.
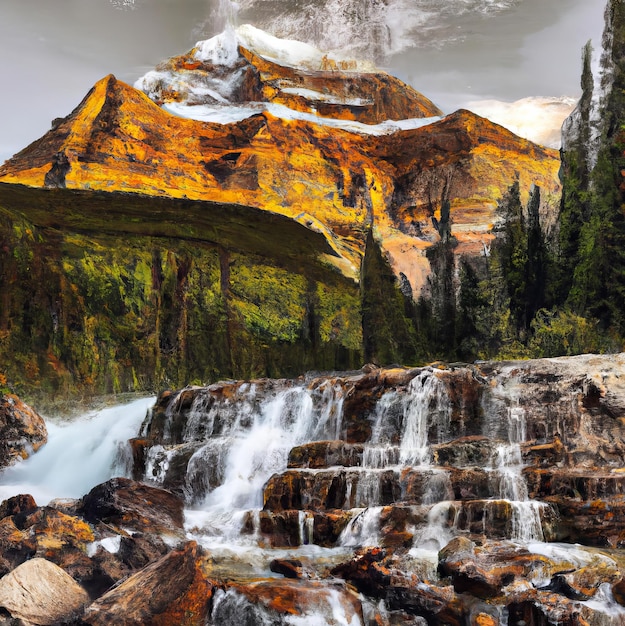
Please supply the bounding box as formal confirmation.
[0,395,46,469]
[438,539,553,599]
[269,558,308,579]
[80,477,185,538]
[0,557,89,625]
[287,441,364,469]
[0,517,36,572]
[385,582,464,626]
[0,495,37,520]
[82,541,213,626]
[330,548,391,597]
[220,579,362,624]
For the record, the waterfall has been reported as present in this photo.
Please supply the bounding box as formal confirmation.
[211,586,363,625]
[0,397,154,505]
[182,381,348,542]
[489,392,544,542]
[338,507,383,547]
[413,501,459,552]
[399,370,451,466]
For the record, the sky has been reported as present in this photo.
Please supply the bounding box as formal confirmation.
[0,0,607,162]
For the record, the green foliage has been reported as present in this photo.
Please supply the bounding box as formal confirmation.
[0,198,363,405]
[528,309,603,357]
[361,229,419,366]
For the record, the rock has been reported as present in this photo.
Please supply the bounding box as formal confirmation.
[0,395,47,469]
[330,548,391,597]
[269,558,308,579]
[543,563,621,601]
[82,541,213,626]
[263,467,402,511]
[219,579,362,625]
[0,557,89,625]
[438,540,553,600]
[612,578,625,606]
[0,495,37,520]
[287,441,363,469]
[506,589,593,626]
[385,582,464,626]
[434,436,497,467]
[80,477,185,538]
[0,517,37,572]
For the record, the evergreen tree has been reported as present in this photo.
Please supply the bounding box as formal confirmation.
[566,0,625,337]
[361,229,420,365]
[496,180,529,334]
[525,185,547,328]
[555,41,594,303]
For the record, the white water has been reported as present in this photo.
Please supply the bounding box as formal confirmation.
[399,370,451,466]
[176,382,348,543]
[0,396,154,505]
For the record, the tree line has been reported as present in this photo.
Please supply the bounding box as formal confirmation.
[364,0,625,365]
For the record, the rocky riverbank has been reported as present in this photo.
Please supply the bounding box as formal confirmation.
[3,353,625,623]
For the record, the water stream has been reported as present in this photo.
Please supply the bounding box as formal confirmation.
[2,368,625,622]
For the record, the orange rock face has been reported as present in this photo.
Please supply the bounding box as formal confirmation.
[0,394,47,469]
[82,541,213,626]
[0,29,561,296]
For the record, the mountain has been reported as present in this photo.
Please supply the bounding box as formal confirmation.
[0,26,561,397]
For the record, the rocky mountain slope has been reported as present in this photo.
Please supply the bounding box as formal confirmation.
[0,27,563,395]
[0,26,560,295]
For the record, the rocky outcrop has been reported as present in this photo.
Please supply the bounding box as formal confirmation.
[0,395,47,469]
[80,477,185,539]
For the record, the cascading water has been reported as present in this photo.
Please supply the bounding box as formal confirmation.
[491,395,545,542]
[399,370,451,466]
[178,381,349,544]
[0,396,155,505]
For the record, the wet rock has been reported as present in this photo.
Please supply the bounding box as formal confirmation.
[0,557,89,625]
[506,589,592,626]
[612,578,625,606]
[0,495,37,520]
[0,517,36,571]
[543,495,625,547]
[438,539,552,599]
[117,533,170,571]
[80,477,185,538]
[0,395,47,469]
[543,563,621,600]
[269,558,308,579]
[287,441,363,469]
[434,436,497,468]
[222,579,362,625]
[385,582,464,626]
[264,468,401,512]
[82,541,213,626]
[331,548,391,597]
